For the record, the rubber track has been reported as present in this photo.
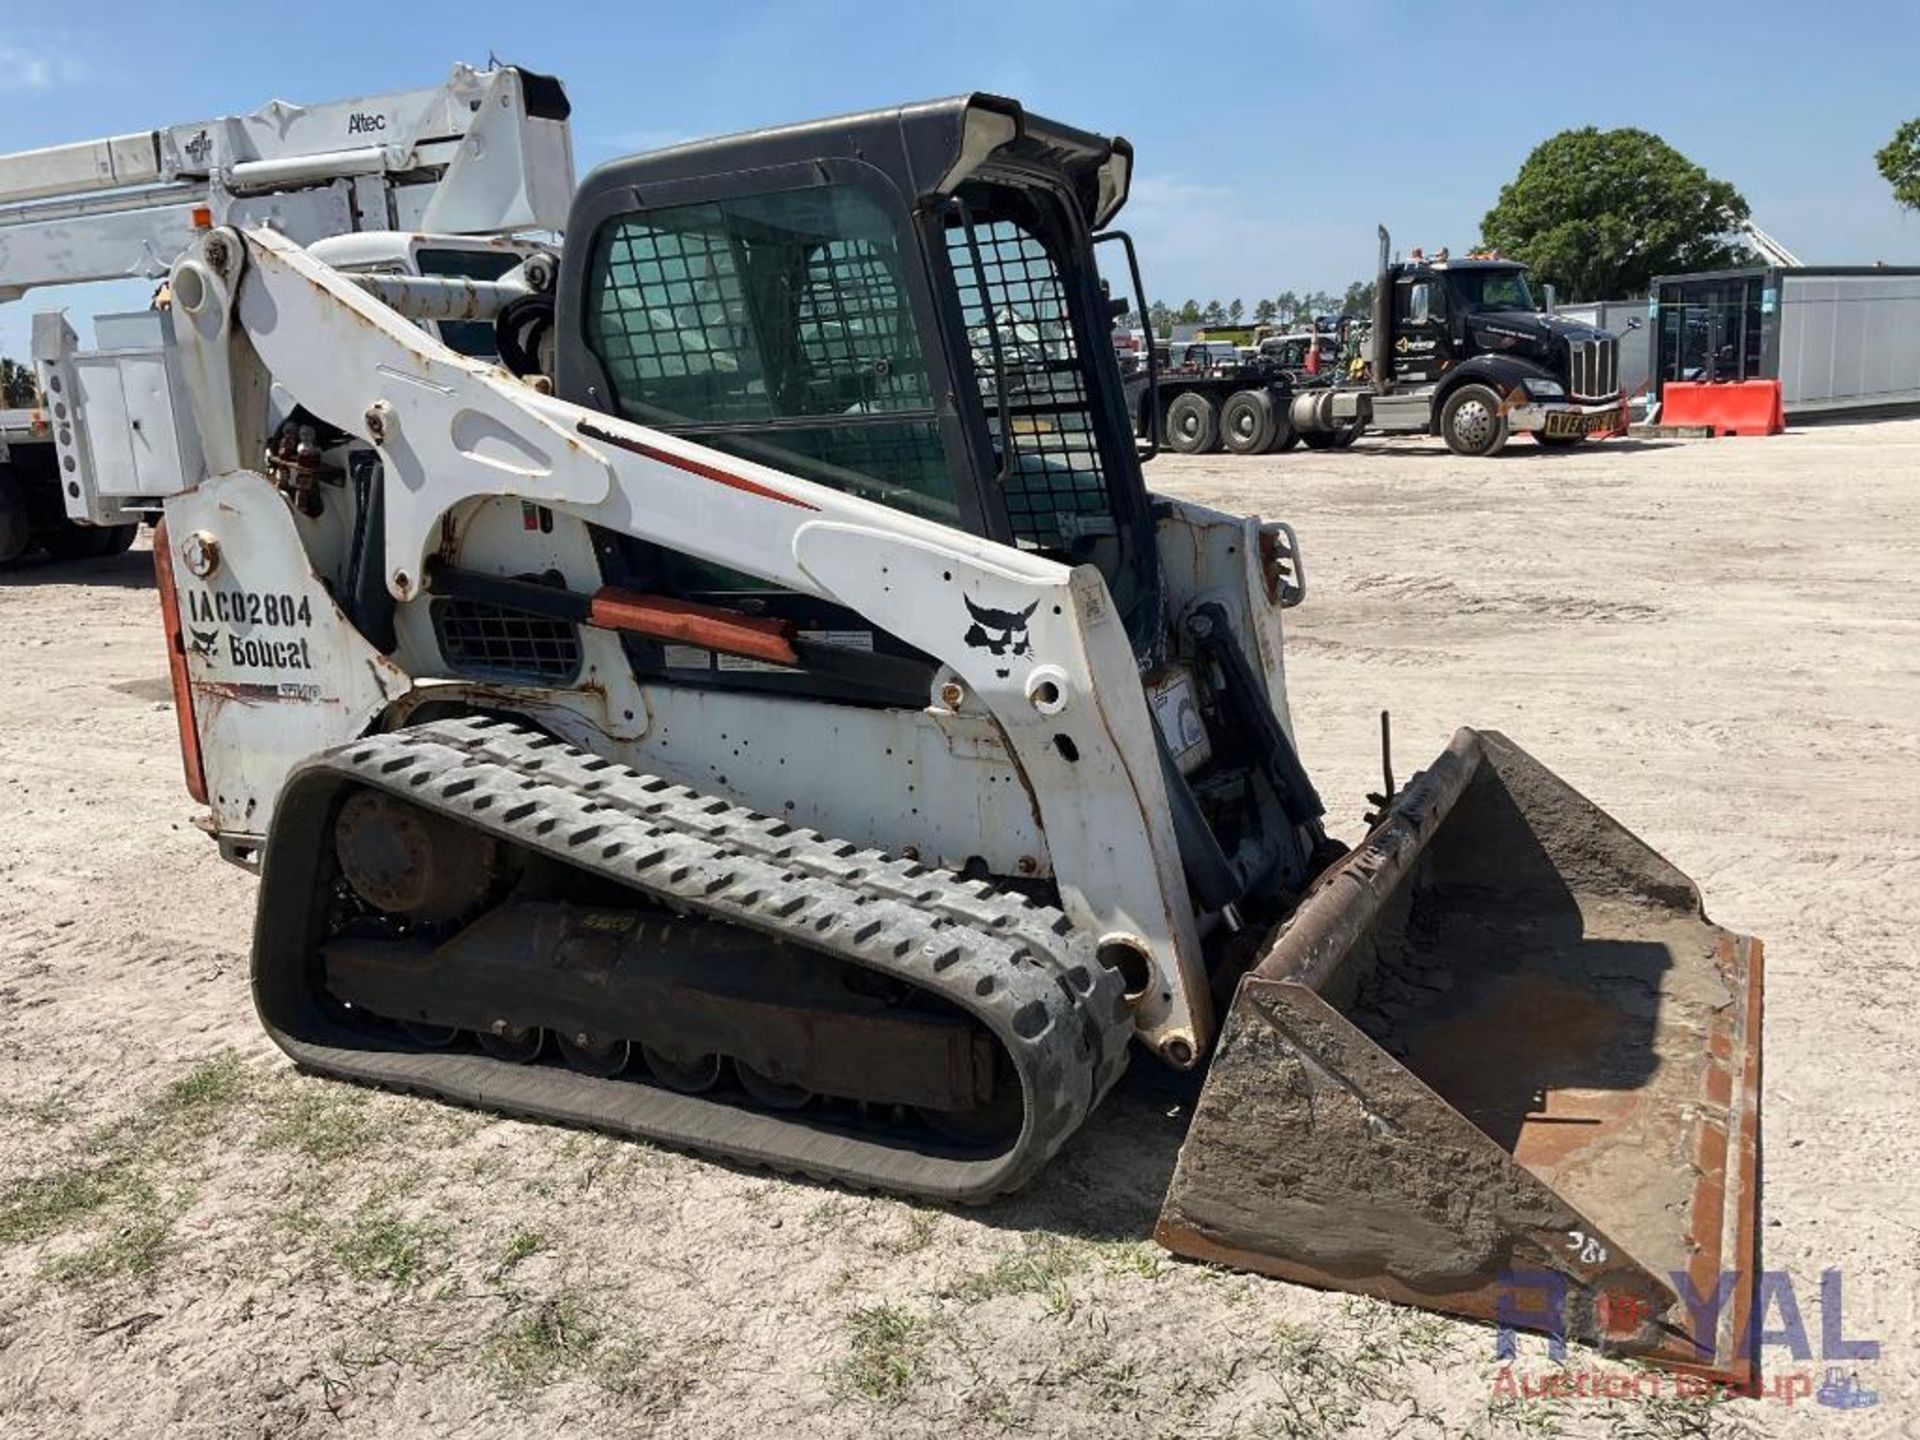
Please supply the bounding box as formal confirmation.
[252,716,1134,1202]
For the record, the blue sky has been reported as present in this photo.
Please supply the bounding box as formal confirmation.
[4,0,1918,358]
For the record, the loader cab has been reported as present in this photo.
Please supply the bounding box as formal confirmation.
[553,95,1158,705]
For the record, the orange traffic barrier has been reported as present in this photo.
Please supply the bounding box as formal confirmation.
[1659,380,1785,436]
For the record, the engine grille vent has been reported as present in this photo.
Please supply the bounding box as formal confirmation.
[432,587,581,684]
[1568,337,1619,402]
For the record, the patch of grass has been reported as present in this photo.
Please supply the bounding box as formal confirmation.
[1053,1346,1149,1415]
[942,1234,1088,1311]
[154,1053,251,1117]
[0,1094,72,1127]
[1604,1388,1748,1440]
[86,1052,254,1165]
[482,1291,601,1393]
[874,1210,938,1257]
[43,1207,175,1287]
[258,1086,375,1162]
[490,1227,546,1280]
[1486,1390,1569,1438]
[0,1054,257,1291]
[1342,1297,1461,1374]
[832,1303,927,1407]
[804,1198,851,1230]
[1096,1240,1164,1280]
[588,1333,661,1399]
[0,1166,129,1246]
[331,1206,445,1287]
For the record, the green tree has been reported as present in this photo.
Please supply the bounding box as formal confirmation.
[1273,291,1301,323]
[1200,299,1226,326]
[0,358,39,407]
[1147,299,1175,337]
[1176,299,1202,325]
[1482,127,1748,300]
[1341,279,1376,318]
[1227,298,1245,324]
[1877,119,1920,212]
[1253,298,1277,326]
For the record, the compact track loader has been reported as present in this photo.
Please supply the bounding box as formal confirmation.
[147,93,1761,1381]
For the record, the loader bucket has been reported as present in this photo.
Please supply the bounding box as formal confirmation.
[1157,729,1762,1385]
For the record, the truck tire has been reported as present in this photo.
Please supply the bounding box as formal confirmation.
[1266,406,1299,453]
[40,518,139,562]
[1440,384,1509,457]
[0,472,31,564]
[1220,390,1277,454]
[1165,393,1220,454]
[1302,426,1360,450]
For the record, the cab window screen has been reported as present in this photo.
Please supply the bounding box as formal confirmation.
[583,185,956,522]
[945,198,1111,551]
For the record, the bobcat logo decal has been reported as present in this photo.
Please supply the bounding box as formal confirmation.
[963,596,1037,677]
[188,627,220,660]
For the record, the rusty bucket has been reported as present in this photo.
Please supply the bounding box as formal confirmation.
[1157,729,1762,1385]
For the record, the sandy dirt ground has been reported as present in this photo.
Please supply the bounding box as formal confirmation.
[1,421,1915,1438]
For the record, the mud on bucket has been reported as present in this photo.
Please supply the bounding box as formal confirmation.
[1156,729,1762,1385]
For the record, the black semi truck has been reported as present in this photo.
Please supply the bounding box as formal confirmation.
[1130,228,1630,457]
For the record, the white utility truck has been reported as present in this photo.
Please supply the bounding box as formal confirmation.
[0,62,573,564]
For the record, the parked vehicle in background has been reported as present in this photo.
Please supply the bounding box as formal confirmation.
[0,63,572,566]
[1257,329,1342,379]
[1283,230,1629,456]
[1112,327,1149,376]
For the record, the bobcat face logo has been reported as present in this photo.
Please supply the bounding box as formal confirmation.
[188,627,220,660]
[963,596,1037,678]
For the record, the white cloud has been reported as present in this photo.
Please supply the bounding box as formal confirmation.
[0,39,89,94]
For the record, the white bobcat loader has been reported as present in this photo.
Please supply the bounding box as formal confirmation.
[145,93,1762,1383]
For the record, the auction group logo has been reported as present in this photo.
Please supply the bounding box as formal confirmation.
[1493,1268,1880,1409]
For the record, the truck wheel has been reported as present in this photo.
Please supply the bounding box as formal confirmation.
[1220,391,1277,454]
[0,472,31,564]
[1165,393,1220,453]
[1299,431,1338,450]
[1265,406,1299,453]
[1440,384,1509,457]
[41,519,139,562]
[1332,424,1361,449]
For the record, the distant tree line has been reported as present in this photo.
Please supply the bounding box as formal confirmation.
[1131,280,1376,337]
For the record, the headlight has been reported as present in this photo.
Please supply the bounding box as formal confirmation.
[1526,379,1565,399]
